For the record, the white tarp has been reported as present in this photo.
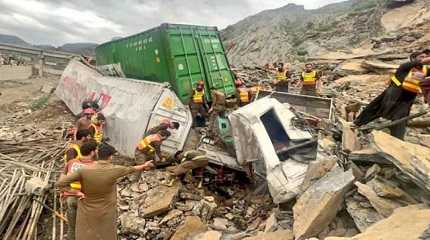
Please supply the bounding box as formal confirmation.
[229,98,313,203]
[55,60,192,157]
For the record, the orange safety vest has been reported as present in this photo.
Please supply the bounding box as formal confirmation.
[391,66,428,94]
[276,71,288,81]
[302,71,317,85]
[66,160,90,191]
[238,88,250,103]
[64,143,81,163]
[137,134,162,153]
[90,123,103,143]
[192,90,204,104]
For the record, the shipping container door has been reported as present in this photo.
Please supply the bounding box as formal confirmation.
[168,28,207,103]
[194,31,236,98]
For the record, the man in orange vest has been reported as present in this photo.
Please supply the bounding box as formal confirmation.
[300,63,321,96]
[354,51,430,139]
[137,130,171,162]
[189,81,207,127]
[62,140,97,240]
[89,113,106,144]
[65,129,92,163]
[235,79,251,106]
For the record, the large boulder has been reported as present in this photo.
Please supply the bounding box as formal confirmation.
[293,167,355,239]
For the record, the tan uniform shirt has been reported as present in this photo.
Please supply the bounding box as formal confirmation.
[56,161,136,240]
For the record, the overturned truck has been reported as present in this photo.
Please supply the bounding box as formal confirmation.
[56,59,192,157]
[57,59,334,204]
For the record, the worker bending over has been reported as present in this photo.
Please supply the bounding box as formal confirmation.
[190,81,207,127]
[137,130,171,162]
[300,63,321,96]
[56,144,154,240]
[145,119,180,136]
[274,65,291,93]
[64,129,92,163]
[354,51,430,140]
[89,113,106,144]
[235,79,251,106]
[164,150,208,187]
[62,140,97,240]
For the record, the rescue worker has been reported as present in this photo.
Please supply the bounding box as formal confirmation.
[65,129,92,163]
[75,108,96,138]
[208,90,227,140]
[190,81,207,127]
[62,140,97,240]
[163,150,208,187]
[235,79,251,106]
[273,65,291,93]
[145,119,180,136]
[56,144,154,240]
[300,63,321,96]
[89,113,106,144]
[136,130,171,162]
[353,51,430,140]
[81,100,99,113]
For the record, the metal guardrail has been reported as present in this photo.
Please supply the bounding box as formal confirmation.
[0,43,76,59]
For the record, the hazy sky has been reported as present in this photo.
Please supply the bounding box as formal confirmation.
[0,0,345,46]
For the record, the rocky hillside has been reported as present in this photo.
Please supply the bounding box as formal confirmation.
[58,43,98,56]
[221,0,425,67]
[0,33,97,56]
[0,34,31,47]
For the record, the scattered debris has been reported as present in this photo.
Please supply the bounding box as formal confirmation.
[325,205,430,240]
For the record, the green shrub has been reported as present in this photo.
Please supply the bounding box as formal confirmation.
[31,95,50,111]
[296,48,308,56]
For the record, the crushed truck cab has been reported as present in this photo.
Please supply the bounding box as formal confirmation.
[229,97,318,203]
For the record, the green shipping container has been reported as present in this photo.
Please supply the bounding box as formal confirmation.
[96,23,236,103]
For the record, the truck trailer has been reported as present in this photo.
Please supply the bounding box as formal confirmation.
[96,23,237,104]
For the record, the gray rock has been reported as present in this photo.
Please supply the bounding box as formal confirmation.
[120,212,145,234]
[293,167,355,239]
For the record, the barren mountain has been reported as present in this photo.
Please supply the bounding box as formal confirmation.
[222,0,425,67]
[0,34,31,47]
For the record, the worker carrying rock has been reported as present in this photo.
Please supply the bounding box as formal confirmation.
[61,140,97,240]
[56,143,154,240]
[300,63,321,96]
[353,50,430,140]
[190,81,207,128]
[163,150,208,187]
[136,130,171,162]
[273,65,291,93]
[64,129,92,163]
[145,119,180,137]
[89,113,106,144]
[235,79,251,106]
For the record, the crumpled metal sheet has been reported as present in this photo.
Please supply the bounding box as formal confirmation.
[229,98,313,203]
[55,60,191,157]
